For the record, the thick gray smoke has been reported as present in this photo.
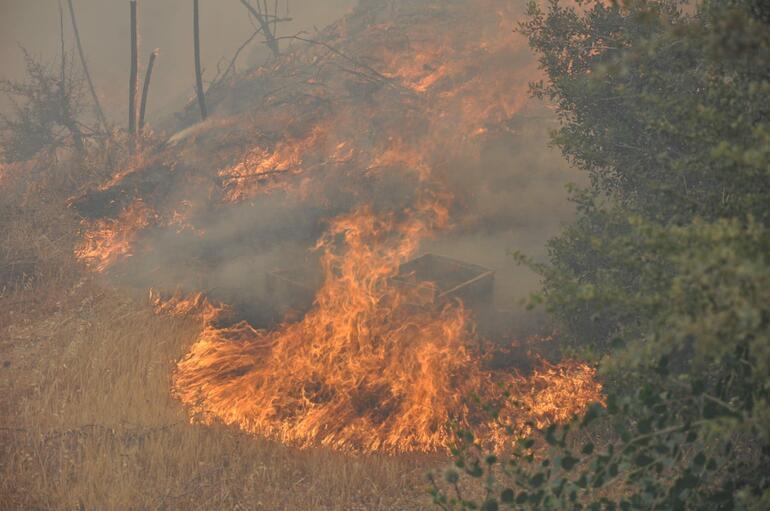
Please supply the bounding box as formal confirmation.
[109,102,580,336]
[7,0,583,340]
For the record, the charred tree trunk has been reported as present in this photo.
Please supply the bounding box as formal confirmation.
[66,0,108,132]
[193,0,207,121]
[128,0,139,153]
[139,49,158,133]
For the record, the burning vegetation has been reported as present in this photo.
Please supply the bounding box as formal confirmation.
[3,0,769,508]
[165,205,600,453]
[74,198,156,272]
[68,0,602,454]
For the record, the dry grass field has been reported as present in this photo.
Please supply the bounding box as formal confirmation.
[0,160,435,510]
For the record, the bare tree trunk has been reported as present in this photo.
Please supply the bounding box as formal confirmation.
[128,0,139,154]
[66,0,108,132]
[193,0,207,121]
[139,49,158,133]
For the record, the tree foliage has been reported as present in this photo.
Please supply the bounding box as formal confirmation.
[430,0,770,509]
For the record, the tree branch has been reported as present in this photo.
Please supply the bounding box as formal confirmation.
[139,49,158,132]
[193,0,208,120]
[128,0,139,153]
[239,0,280,57]
[66,0,108,132]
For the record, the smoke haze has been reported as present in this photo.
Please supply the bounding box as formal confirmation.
[7,0,583,337]
[0,0,357,122]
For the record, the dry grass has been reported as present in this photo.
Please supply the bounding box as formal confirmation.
[1,281,435,510]
[0,158,436,511]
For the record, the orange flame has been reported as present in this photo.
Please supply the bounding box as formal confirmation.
[77,0,602,453]
[74,199,155,272]
[218,122,332,202]
[170,201,602,453]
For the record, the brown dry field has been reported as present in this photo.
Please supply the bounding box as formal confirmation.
[0,160,437,510]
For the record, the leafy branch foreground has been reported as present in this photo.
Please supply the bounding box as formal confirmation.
[430,1,770,509]
[431,380,756,510]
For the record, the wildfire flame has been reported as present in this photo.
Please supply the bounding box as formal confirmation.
[75,199,155,272]
[74,0,603,453]
[168,200,601,453]
[218,122,332,202]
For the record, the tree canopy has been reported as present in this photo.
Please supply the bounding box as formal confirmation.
[431,1,770,509]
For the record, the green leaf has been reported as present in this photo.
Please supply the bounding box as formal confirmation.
[561,455,579,471]
[634,453,655,467]
[693,452,706,466]
[581,403,603,426]
[467,464,484,478]
[702,400,724,419]
[691,380,705,396]
[545,424,558,446]
[481,499,498,511]
[674,471,699,491]
[500,488,514,504]
[637,418,652,434]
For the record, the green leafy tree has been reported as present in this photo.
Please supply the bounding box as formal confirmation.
[430,1,770,509]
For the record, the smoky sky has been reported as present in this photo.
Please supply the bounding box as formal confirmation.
[0,0,357,124]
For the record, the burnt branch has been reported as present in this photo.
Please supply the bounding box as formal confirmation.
[239,0,286,58]
[66,0,108,132]
[193,0,207,121]
[139,49,158,132]
[128,0,139,153]
[206,27,264,94]
[275,34,405,91]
